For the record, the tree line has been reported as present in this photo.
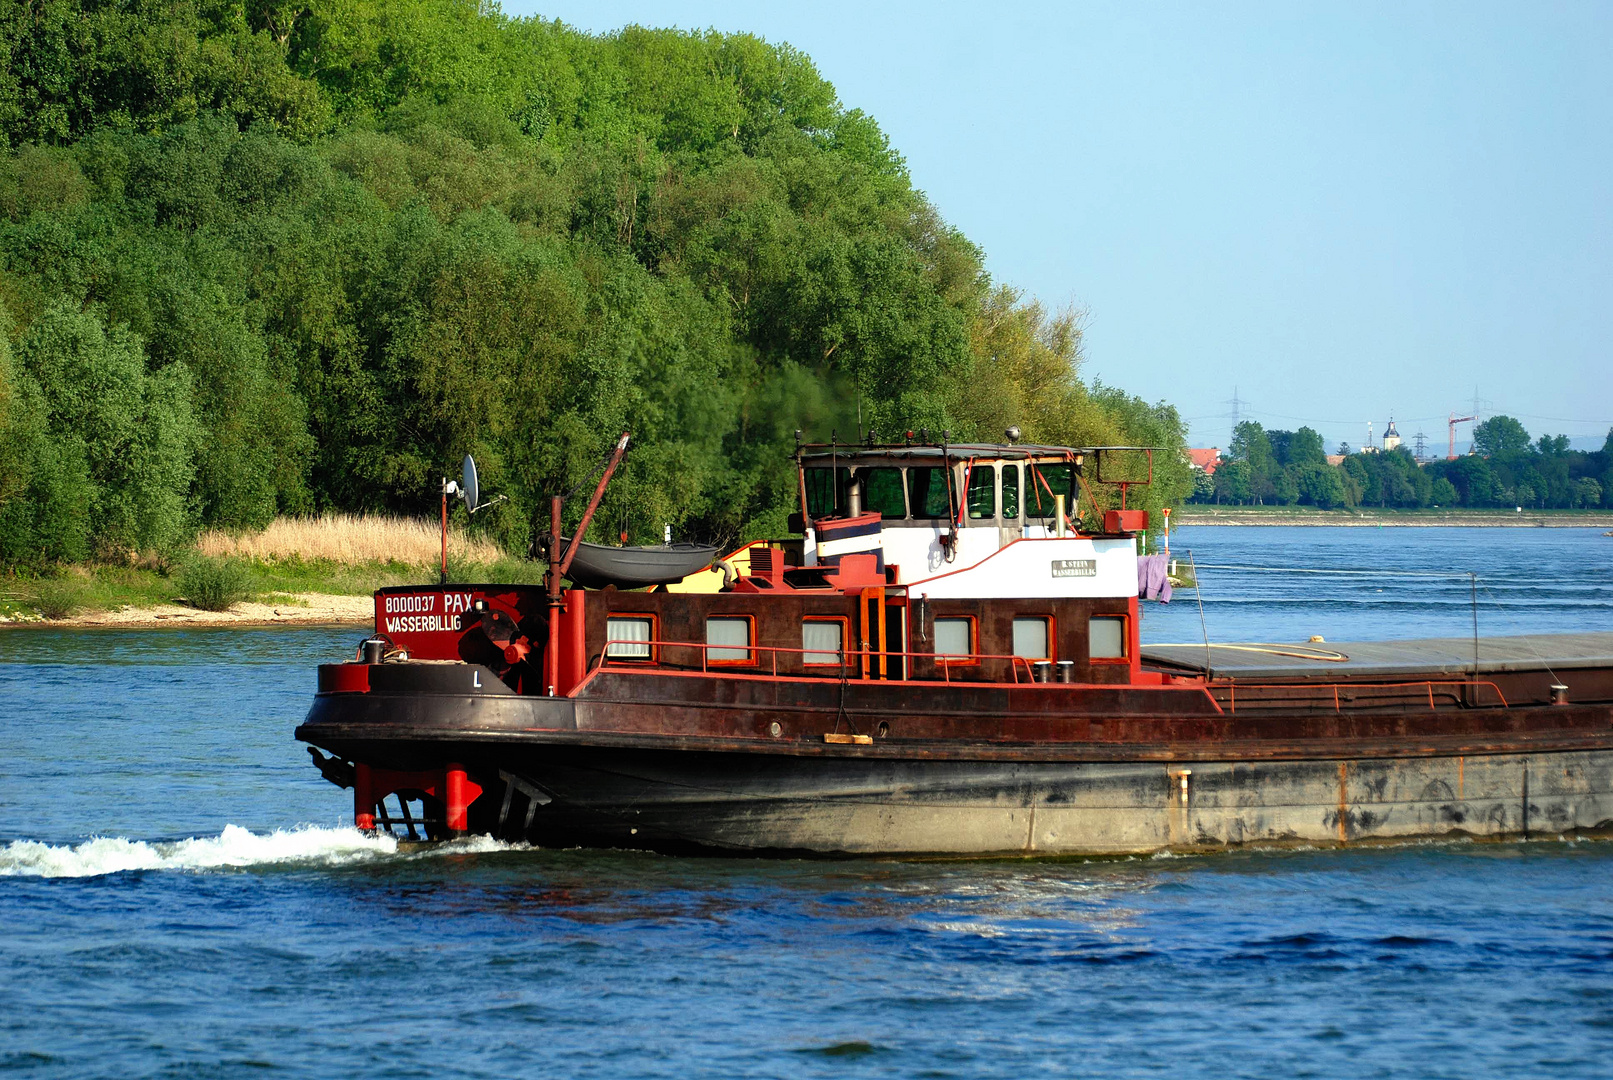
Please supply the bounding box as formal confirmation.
[0,0,1189,569]
[1195,418,1613,510]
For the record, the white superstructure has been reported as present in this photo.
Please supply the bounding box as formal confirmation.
[798,442,1145,600]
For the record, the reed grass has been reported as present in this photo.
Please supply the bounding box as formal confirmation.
[196,514,502,567]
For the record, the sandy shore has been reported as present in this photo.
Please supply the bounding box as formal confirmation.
[1,592,373,629]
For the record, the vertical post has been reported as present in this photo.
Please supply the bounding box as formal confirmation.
[547,495,562,696]
[1470,572,1479,679]
[354,762,375,831]
[875,593,888,680]
[1189,549,1210,676]
[440,482,449,586]
[564,589,586,693]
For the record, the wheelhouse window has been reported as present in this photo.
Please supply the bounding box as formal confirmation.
[804,467,849,518]
[862,468,906,519]
[802,617,847,666]
[1001,464,1020,520]
[933,616,976,663]
[1026,464,1075,518]
[1089,616,1127,660]
[1012,616,1052,660]
[605,616,655,660]
[966,465,995,519]
[908,466,953,519]
[706,616,753,664]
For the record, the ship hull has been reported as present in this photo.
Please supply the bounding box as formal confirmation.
[468,745,1613,856]
[298,685,1613,856]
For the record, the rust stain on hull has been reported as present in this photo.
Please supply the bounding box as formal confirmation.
[1337,761,1349,844]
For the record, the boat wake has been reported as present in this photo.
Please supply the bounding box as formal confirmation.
[0,824,518,879]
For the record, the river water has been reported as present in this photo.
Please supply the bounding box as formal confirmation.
[2,527,1611,1078]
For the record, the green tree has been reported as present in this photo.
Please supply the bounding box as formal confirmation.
[0,1,1198,565]
[1272,466,1299,505]
[1295,463,1347,508]
[1472,415,1531,459]
[1289,426,1327,467]
[1213,460,1252,504]
[1230,421,1274,473]
[14,302,196,554]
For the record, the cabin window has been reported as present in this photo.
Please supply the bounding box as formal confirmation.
[933,616,976,662]
[863,468,907,518]
[805,467,849,518]
[1027,464,1076,518]
[605,616,655,660]
[1001,465,1020,520]
[966,465,995,519]
[706,616,754,664]
[1012,616,1052,660]
[802,617,848,666]
[908,466,954,519]
[1089,616,1127,660]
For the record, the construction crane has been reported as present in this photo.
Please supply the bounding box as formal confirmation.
[1448,413,1477,459]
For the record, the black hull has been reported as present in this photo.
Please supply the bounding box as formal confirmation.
[299,686,1613,857]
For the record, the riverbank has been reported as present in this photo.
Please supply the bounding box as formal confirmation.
[2,594,375,629]
[1,515,545,626]
[1173,507,1613,527]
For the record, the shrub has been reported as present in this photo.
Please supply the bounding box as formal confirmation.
[177,556,253,611]
[32,576,87,619]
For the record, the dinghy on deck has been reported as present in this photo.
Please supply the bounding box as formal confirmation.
[558,539,720,590]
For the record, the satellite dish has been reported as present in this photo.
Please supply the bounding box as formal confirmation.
[461,455,479,513]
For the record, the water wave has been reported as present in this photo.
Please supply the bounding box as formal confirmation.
[0,824,516,878]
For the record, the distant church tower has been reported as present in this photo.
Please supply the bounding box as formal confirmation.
[1382,417,1402,452]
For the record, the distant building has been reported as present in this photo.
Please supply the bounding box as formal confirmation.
[1325,454,1346,466]
[1382,417,1402,452]
[1186,448,1221,475]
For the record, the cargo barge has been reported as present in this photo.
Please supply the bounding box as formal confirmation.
[296,437,1613,855]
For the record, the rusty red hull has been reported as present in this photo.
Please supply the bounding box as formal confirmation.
[297,662,1613,855]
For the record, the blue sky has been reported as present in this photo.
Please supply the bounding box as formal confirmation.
[505,1,1612,454]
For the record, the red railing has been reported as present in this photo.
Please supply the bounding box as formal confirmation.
[1214,678,1510,714]
[591,641,1514,711]
[594,637,1044,684]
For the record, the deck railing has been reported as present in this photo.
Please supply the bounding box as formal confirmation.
[595,636,1042,683]
[592,638,1515,711]
[1212,678,1510,713]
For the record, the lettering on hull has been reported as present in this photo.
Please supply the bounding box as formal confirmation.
[380,591,476,634]
[383,613,465,634]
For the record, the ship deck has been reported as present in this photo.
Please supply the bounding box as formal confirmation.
[1142,632,1613,681]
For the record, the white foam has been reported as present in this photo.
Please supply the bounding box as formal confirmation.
[0,825,520,879]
